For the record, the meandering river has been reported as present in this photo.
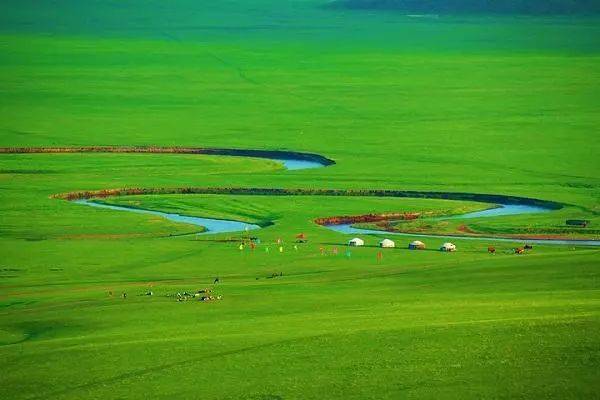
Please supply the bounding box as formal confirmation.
[76,200,261,235]
[1,146,596,245]
[73,157,319,234]
[70,154,598,246]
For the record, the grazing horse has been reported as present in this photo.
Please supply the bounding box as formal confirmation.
[488,246,496,254]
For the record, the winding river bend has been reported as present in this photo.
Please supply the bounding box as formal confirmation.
[77,198,599,246]
[76,200,262,235]
[1,146,597,245]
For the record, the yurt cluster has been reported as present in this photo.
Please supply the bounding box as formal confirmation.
[348,237,457,252]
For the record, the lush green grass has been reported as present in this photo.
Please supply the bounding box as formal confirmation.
[1,1,600,399]
[106,193,487,225]
[359,207,600,238]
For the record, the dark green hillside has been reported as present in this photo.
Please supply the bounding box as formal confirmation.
[328,0,600,14]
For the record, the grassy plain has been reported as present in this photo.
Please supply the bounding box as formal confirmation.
[1,1,599,399]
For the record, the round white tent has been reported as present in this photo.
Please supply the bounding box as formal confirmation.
[440,242,456,252]
[408,240,426,250]
[379,239,395,248]
[348,238,365,247]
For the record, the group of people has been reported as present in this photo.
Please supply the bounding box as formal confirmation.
[319,246,354,258]
[239,242,300,253]
[238,235,307,254]
[174,289,223,302]
[109,278,224,303]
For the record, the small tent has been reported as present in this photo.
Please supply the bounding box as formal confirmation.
[408,240,426,250]
[295,233,307,243]
[440,242,456,252]
[379,239,395,248]
[348,238,364,247]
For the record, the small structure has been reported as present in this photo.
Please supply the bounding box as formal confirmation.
[295,233,308,243]
[408,240,426,250]
[348,237,365,247]
[566,219,589,228]
[379,238,396,248]
[440,242,456,252]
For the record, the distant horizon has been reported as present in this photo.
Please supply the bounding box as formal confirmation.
[327,0,600,14]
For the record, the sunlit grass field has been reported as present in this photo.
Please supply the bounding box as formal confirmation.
[1,1,599,398]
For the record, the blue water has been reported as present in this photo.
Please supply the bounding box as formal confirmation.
[277,159,324,170]
[72,158,318,234]
[75,200,260,235]
[76,199,599,246]
[445,204,550,219]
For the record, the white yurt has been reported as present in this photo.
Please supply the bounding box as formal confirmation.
[348,237,365,247]
[379,239,395,248]
[408,240,426,250]
[440,242,456,252]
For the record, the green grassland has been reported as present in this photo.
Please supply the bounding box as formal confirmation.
[357,208,600,238]
[103,193,487,225]
[1,1,600,399]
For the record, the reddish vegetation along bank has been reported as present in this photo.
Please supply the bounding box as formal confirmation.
[0,146,335,166]
[314,212,420,226]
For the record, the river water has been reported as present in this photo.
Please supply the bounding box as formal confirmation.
[76,200,261,235]
[74,158,316,235]
[277,159,324,170]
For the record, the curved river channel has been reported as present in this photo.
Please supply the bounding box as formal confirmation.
[74,157,319,235]
[71,155,600,246]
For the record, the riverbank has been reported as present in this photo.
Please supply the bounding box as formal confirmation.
[0,146,335,168]
[51,186,564,209]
